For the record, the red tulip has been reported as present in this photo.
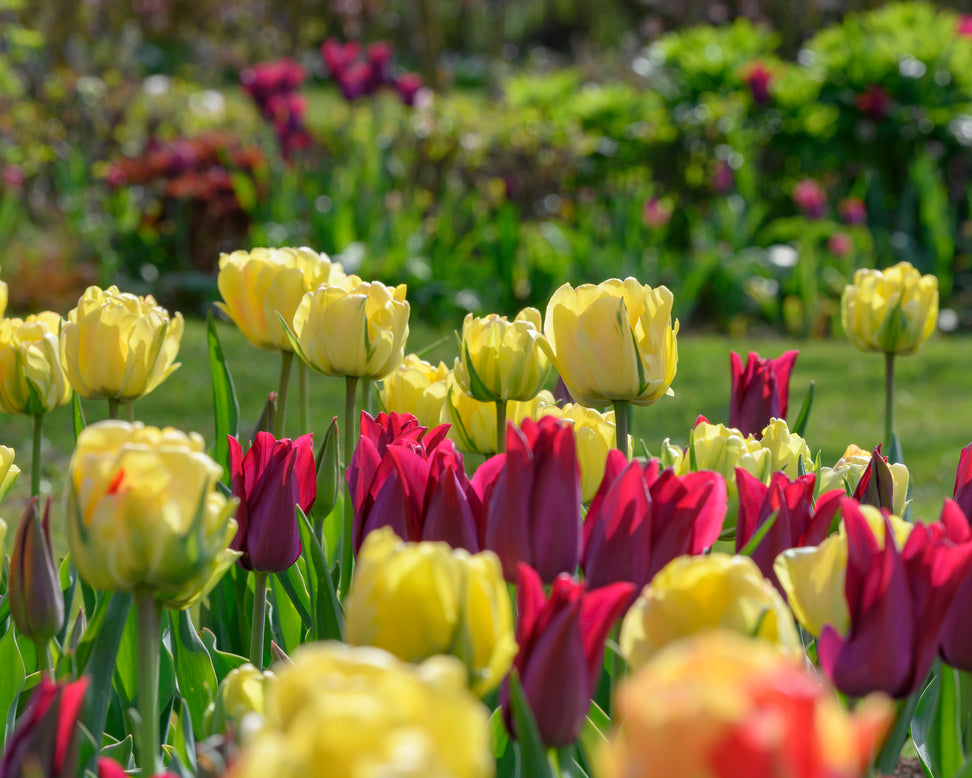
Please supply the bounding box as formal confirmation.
[474,417,582,583]
[855,84,892,120]
[819,499,972,697]
[321,38,361,80]
[228,431,316,572]
[851,445,895,513]
[728,350,799,437]
[743,61,773,105]
[582,449,727,591]
[9,497,64,645]
[503,563,634,747]
[940,455,972,668]
[735,469,842,589]
[952,442,972,518]
[0,678,89,778]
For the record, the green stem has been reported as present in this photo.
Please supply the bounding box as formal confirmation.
[274,351,294,439]
[125,402,134,422]
[30,413,43,498]
[107,398,120,420]
[340,375,359,597]
[33,638,52,680]
[359,377,372,417]
[134,589,162,776]
[299,361,310,435]
[249,572,268,668]
[874,689,921,774]
[884,352,895,455]
[495,400,508,454]
[612,400,630,456]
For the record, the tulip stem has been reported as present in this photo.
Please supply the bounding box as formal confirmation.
[298,361,310,435]
[30,413,43,498]
[884,352,895,455]
[495,400,508,454]
[612,400,629,456]
[249,572,268,669]
[275,351,294,438]
[340,375,359,597]
[134,588,162,776]
[107,398,120,420]
[33,638,52,680]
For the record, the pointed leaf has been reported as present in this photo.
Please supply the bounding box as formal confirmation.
[508,672,554,778]
[73,394,86,441]
[792,380,814,438]
[207,313,240,477]
[0,624,25,747]
[913,663,964,778]
[172,609,218,735]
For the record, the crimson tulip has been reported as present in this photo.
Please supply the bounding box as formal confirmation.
[503,563,634,748]
[474,416,581,582]
[735,469,842,589]
[728,350,799,437]
[952,442,972,518]
[819,498,972,697]
[228,431,316,572]
[582,449,727,591]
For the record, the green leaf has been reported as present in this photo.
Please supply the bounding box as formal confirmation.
[99,734,134,769]
[167,697,197,773]
[489,707,510,759]
[207,314,240,477]
[297,506,343,641]
[269,574,304,653]
[792,380,814,438]
[508,672,553,778]
[274,563,313,632]
[0,624,26,747]
[577,701,610,769]
[199,629,247,683]
[172,609,218,736]
[72,394,86,441]
[738,509,779,558]
[875,687,923,774]
[913,663,965,778]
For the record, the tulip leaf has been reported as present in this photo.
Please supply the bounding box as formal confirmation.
[274,565,313,633]
[507,672,554,778]
[578,701,609,770]
[167,696,197,773]
[875,687,923,774]
[99,734,134,768]
[269,575,304,652]
[198,629,247,683]
[489,706,510,759]
[738,509,779,558]
[791,380,814,438]
[72,393,86,441]
[462,342,499,402]
[207,313,240,478]
[913,663,965,778]
[297,506,344,641]
[172,609,218,736]
[0,624,25,748]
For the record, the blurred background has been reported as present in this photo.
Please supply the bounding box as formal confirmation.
[3,0,972,336]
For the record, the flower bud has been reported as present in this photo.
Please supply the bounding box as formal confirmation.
[9,497,64,645]
[210,663,276,736]
[0,313,72,415]
[314,416,340,520]
[0,444,20,506]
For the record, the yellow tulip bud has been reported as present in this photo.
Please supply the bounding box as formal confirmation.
[291,280,409,380]
[841,261,938,354]
[235,643,494,778]
[620,553,801,669]
[453,308,550,403]
[379,353,449,428]
[61,285,184,404]
[758,418,812,476]
[818,444,910,516]
[345,527,516,696]
[217,247,347,351]
[543,278,678,407]
[0,312,72,415]
[66,421,240,608]
[211,663,276,736]
[0,445,19,506]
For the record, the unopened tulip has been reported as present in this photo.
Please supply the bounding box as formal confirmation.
[543,277,678,407]
[67,421,239,608]
[234,643,494,778]
[0,445,19,506]
[0,312,72,415]
[210,663,276,735]
[379,353,449,428]
[217,247,347,351]
[345,527,516,695]
[503,563,634,748]
[474,416,581,582]
[291,280,409,380]
[61,285,183,404]
[229,431,316,572]
[729,350,799,437]
[620,554,801,668]
[453,308,550,402]
[9,497,64,645]
[817,444,909,516]
[582,449,727,591]
[841,261,938,354]
[601,632,892,778]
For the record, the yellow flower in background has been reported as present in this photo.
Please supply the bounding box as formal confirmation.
[66,421,239,608]
[61,285,184,404]
[0,446,17,506]
[775,504,913,638]
[620,554,801,669]
[235,643,494,778]
[539,403,630,502]
[600,632,892,778]
[290,280,409,380]
[379,353,449,428]
[681,420,772,489]
[841,261,938,354]
[0,312,71,415]
[211,663,277,736]
[345,527,516,696]
[453,308,550,403]
[543,278,678,407]
[217,247,348,351]
[759,418,812,476]
[446,373,556,454]
[818,444,909,516]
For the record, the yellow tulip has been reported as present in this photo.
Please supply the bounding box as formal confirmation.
[61,285,184,404]
[379,353,449,428]
[211,663,276,736]
[620,553,801,669]
[235,643,494,778]
[818,444,909,516]
[0,445,18,506]
[0,276,7,318]
[66,421,239,608]
[0,312,71,415]
[841,261,938,354]
[774,504,913,637]
[685,420,772,491]
[543,278,678,407]
[446,372,556,454]
[758,418,812,476]
[344,527,516,696]
[290,280,409,380]
[217,247,348,351]
[453,308,550,403]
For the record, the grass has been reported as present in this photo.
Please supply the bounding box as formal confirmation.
[3,317,971,529]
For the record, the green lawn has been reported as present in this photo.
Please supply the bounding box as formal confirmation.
[3,317,971,528]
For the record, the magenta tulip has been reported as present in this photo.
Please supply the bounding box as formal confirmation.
[503,563,634,748]
[952,443,972,518]
[474,417,582,583]
[582,449,727,591]
[228,431,316,572]
[728,350,799,437]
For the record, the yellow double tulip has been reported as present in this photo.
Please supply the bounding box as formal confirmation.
[0,312,71,415]
[379,353,449,428]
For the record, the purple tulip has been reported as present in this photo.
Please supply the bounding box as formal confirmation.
[729,350,799,437]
